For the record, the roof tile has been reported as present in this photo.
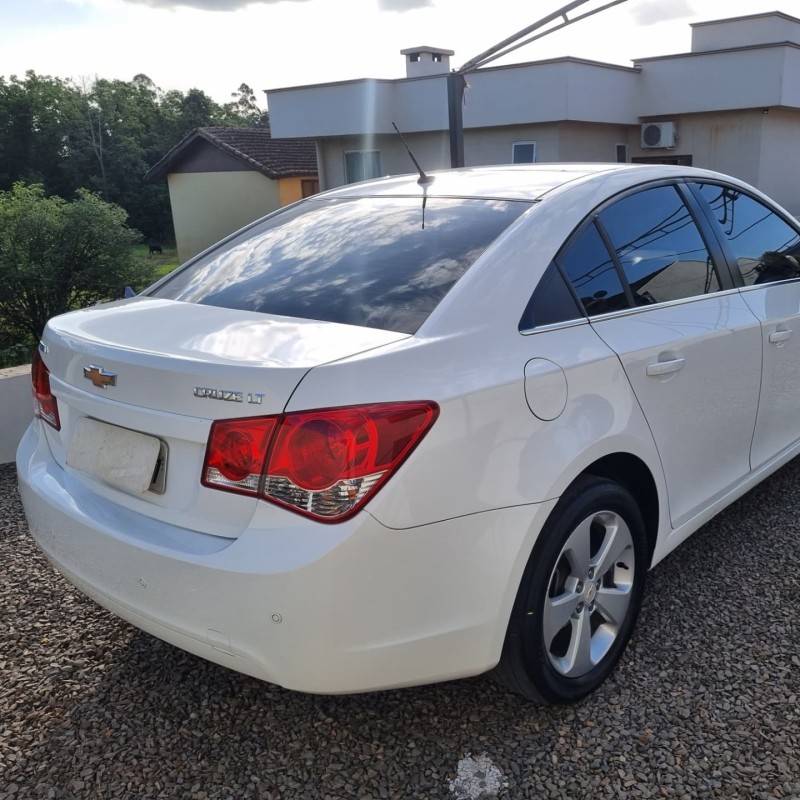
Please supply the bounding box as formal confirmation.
[145,125,317,182]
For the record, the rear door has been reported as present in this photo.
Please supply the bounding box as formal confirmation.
[561,183,762,528]
[690,182,800,470]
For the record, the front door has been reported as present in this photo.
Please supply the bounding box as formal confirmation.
[690,182,800,469]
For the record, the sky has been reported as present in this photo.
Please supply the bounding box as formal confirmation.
[1,0,799,107]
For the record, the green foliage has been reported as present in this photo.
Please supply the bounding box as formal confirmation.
[0,342,33,369]
[0,71,269,243]
[0,72,88,197]
[0,183,155,340]
[0,71,267,345]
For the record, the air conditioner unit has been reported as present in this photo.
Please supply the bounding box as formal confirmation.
[641,121,677,149]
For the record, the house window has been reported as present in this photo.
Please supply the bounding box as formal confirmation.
[301,179,320,198]
[512,142,536,164]
[616,144,628,163]
[344,150,382,183]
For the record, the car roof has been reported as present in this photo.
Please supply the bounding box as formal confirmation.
[316,163,723,203]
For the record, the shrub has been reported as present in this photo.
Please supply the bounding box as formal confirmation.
[0,183,156,342]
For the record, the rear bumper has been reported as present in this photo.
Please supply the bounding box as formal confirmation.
[17,421,556,694]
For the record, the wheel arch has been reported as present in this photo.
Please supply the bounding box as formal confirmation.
[574,452,660,567]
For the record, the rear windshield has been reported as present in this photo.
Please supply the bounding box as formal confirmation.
[150,196,530,333]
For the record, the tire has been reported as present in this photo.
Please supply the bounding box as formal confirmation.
[494,475,648,704]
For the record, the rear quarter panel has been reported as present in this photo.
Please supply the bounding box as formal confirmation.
[288,325,666,534]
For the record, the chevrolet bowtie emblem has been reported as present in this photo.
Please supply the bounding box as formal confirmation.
[83,365,117,389]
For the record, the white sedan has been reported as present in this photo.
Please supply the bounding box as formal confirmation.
[17,164,800,704]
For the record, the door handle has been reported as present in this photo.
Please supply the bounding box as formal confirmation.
[646,358,685,377]
[769,329,792,344]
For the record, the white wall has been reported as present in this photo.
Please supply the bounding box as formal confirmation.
[557,122,634,162]
[393,76,449,131]
[636,47,796,117]
[168,171,281,263]
[692,13,800,52]
[630,110,764,180]
[759,109,800,217]
[0,365,32,465]
[464,60,639,128]
[268,59,640,140]
[318,132,450,187]
[269,79,401,138]
[317,121,637,190]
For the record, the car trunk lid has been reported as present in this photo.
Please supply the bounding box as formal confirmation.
[38,298,407,537]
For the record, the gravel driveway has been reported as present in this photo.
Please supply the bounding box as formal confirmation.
[3,459,800,800]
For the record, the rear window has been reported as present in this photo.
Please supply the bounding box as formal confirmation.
[150,196,530,333]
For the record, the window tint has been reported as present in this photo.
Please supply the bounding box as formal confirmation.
[150,197,530,334]
[558,222,628,316]
[519,264,582,330]
[692,183,800,286]
[599,185,719,305]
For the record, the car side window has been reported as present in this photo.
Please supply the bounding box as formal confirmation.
[598,185,720,306]
[519,262,583,330]
[691,183,800,286]
[557,222,628,316]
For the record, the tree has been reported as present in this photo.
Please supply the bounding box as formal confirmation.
[0,183,155,341]
[222,83,269,127]
[83,76,169,239]
[0,72,269,246]
[0,71,88,197]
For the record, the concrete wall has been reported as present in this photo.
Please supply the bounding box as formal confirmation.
[624,108,800,215]
[316,121,636,189]
[167,171,281,263]
[317,131,450,188]
[692,13,800,52]
[0,365,32,465]
[311,109,800,213]
[464,60,639,128]
[629,110,764,183]
[461,122,631,164]
[269,79,402,138]
[759,109,800,217]
[636,46,799,117]
[557,122,634,162]
[463,124,560,165]
[268,58,640,140]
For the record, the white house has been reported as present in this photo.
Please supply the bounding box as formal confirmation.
[266,11,800,217]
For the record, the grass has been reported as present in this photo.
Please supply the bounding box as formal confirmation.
[132,243,180,279]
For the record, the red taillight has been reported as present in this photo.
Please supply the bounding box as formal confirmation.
[272,416,352,492]
[202,402,439,521]
[32,349,60,431]
[201,417,277,496]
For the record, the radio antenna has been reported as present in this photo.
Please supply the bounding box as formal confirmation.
[392,122,435,186]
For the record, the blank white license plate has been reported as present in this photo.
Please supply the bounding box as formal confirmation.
[67,418,162,494]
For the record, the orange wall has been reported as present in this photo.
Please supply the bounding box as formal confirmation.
[278,177,306,206]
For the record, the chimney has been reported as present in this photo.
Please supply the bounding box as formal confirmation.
[400,46,454,78]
